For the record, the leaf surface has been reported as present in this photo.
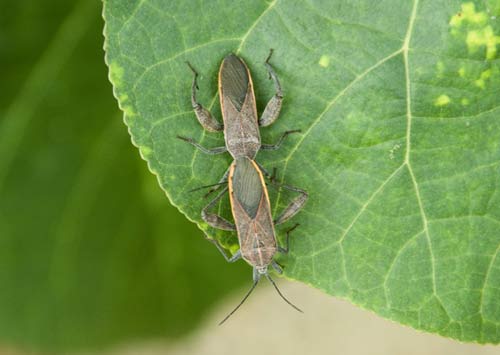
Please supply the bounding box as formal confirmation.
[104,0,500,343]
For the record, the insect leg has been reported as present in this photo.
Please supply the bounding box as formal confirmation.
[256,162,307,226]
[273,183,308,225]
[176,135,227,155]
[259,49,283,127]
[203,166,230,198]
[202,185,236,231]
[261,130,301,151]
[255,161,272,178]
[271,261,283,274]
[278,223,300,254]
[204,234,241,263]
[188,167,230,197]
[188,180,227,193]
[186,61,223,132]
[260,170,307,225]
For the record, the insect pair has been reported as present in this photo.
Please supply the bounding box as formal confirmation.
[178,51,308,324]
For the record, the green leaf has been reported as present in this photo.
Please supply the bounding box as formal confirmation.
[104,0,500,344]
[0,0,247,351]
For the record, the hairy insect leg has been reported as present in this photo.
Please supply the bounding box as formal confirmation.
[259,49,283,127]
[176,135,227,155]
[201,185,236,231]
[259,167,308,225]
[271,224,300,275]
[278,223,300,253]
[186,61,223,132]
[204,234,241,263]
[261,130,301,151]
[274,184,308,225]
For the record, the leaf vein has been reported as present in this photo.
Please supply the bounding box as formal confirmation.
[235,0,278,54]
[402,0,441,302]
[383,230,425,307]
[478,232,500,319]
[338,164,405,245]
[279,47,404,182]
[131,37,241,91]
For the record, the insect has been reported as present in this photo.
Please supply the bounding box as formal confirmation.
[178,51,308,323]
[203,156,308,324]
[178,50,299,161]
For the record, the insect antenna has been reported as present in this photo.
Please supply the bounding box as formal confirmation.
[219,279,259,325]
[188,181,227,193]
[265,274,303,313]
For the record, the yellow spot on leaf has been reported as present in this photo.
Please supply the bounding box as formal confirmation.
[123,105,136,117]
[117,92,136,117]
[109,62,125,88]
[481,68,492,80]
[450,3,488,27]
[474,69,492,89]
[458,67,466,77]
[139,146,152,157]
[109,63,136,116]
[435,94,451,107]
[474,79,485,89]
[318,55,330,68]
[466,26,500,59]
[461,98,470,105]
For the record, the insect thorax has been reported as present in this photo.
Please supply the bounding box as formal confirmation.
[227,137,261,159]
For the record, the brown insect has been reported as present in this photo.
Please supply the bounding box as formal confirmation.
[179,52,308,324]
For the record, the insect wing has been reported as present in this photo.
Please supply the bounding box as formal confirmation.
[228,158,276,266]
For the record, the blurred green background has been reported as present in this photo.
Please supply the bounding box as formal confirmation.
[0,0,248,352]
